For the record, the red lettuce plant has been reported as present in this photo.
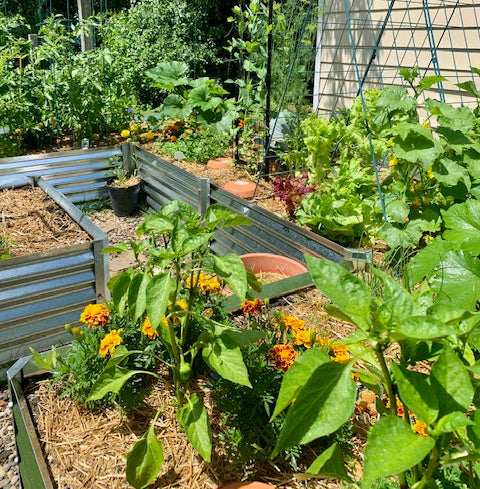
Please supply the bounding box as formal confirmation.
[271,171,316,219]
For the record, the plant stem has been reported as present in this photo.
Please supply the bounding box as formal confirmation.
[375,345,408,489]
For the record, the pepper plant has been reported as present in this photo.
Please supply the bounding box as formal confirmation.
[86,200,266,489]
[272,254,480,488]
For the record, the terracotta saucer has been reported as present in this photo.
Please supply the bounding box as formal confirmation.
[222,180,256,199]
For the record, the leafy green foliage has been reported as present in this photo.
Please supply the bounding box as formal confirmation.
[126,413,164,489]
[273,255,480,488]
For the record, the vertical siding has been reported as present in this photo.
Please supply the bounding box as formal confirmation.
[314,1,480,114]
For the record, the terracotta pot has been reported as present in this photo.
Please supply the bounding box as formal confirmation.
[207,157,233,169]
[240,253,308,277]
[222,180,256,199]
[218,482,276,489]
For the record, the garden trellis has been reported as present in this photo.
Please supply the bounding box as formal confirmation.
[261,0,480,203]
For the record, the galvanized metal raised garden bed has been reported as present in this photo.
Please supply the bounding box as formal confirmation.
[0,178,108,364]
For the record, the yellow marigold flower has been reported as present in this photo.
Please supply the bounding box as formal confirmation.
[268,344,298,372]
[120,129,130,139]
[99,329,123,357]
[186,273,221,294]
[389,155,399,167]
[330,344,351,363]
[130,123,139,133]
[80,303,110,328]
[317,336,332,347]
[146,130,155,141]
[413,420,428,437]
[142,317,158,340]
[176,300,188,311]
[280,314,305,333]
[241,298,264,315]
[293,328,314,348]
[427,167,434,179]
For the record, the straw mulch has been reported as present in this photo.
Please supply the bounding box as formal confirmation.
[0,185,90,256]
[27,377,345,489]
[151,150,288,218]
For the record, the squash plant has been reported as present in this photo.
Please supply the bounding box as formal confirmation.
[87,200,265,489]
[272,255,480,488]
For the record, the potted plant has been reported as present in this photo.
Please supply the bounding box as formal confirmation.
[106,155,142,216]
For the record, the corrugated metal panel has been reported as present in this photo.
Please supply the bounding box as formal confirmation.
[0,179,109,363]
[133,146,350,264]
[210,185,349,264]
[136,147,201,209]
[0,146,121,202]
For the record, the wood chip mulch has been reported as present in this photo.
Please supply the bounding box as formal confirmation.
[0,185,90,257]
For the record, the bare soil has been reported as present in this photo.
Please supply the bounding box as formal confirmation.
[0,186,90,257]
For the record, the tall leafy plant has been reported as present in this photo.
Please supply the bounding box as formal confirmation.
[86,201,265,488]
[272,256,480,488]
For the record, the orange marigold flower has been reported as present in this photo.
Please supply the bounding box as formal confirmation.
[99,329,122,357]
[170,135,177,142]
[142,317,158,340]
[80,303,110,328]
[186,273,221,294]
[330,344,351,363]
[413,420,428,437]
[241,298,264,315]
[268,344,298,373]
[279,314,305,333]
[293,328,315,348]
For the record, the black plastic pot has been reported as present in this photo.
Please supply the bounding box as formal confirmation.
[107,180,142,217]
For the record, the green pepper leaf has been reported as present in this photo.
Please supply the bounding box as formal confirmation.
[176,393,212,462]
[273,361,356,456]
[271,348,330,421]
[202,337,251,387]
[126,413,164,489]
[306,255,372,331]
[362,416,435,488]
[391,364,438,424]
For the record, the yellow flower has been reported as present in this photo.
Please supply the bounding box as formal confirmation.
[278,314,305,333]
[389,156,398,167]
[80,303,110,328]
[293,328,315,348]
[176,300,188,311]
[186,273,221,294]
[413,420,428,437]
[330,344,351,363]
[268,344,298,372]
[424,234,434,243]
[141,317,158,340]
[422,121,431,130]
[99,329,123,357]
[146,130,155,141]
[427,167,434,179]
[120,129,130,139]
[130,123,139,133]
[387,136,395,147]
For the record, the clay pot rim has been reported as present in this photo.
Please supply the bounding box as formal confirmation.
[240,252,308,276]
